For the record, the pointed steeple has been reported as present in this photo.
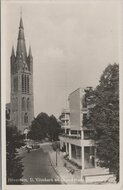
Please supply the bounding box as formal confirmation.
[18,17,25,40]
[16,15,27,60]
[28,46,32,58]
[19,17,23,29]
[11,46,15,57]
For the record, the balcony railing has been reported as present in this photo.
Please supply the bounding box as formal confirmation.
[81,107,88,112]
[61,125,70,129]
[59,132,95,140]
[59,134,95,146]
[59,134,81,139]
[61,116,70,120]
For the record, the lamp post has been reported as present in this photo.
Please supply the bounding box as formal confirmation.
[55,141,60,166]
[56,148,58,166]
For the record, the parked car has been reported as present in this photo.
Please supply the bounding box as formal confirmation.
[26,145,32,153]
[32,144,40,149]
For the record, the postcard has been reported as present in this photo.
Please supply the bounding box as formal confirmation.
[1,0,123,190]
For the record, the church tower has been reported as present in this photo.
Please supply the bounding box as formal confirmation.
[10,16,34,133]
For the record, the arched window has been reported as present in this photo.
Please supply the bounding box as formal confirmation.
[22,74,24,93]
[24,113,28,124]
[22,97,26,111]
[22,74,30,93]
[27,98,30,111]
[27,76,29,93]
[15,97,18,111]
[14,76,18,92]
[25,75,27,93]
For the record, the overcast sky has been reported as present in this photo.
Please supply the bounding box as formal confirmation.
[5,1,120,118]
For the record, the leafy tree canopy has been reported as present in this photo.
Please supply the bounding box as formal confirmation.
[28,112,61,141]
[6,122,25,184]
[86,63,119,182]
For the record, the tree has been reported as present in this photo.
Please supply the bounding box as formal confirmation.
[28,113,49,140]
[49,115,61,141]
[86,63,119,182]
[28,112,61,141]
[36,113,49,137]
[6,123,25,184]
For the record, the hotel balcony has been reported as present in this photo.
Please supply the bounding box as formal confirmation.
[60,116,70,121]
[81,107,88,113]
[59,134,95,147]
[61,123,70,129]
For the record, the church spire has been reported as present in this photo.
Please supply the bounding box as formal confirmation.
[19,17,23,29]
[16,15,27,59]
[28,46,32,57]
[11,46,15,57]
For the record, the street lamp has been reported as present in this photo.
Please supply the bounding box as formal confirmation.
[54,141,60,166]
[56,148,58,166]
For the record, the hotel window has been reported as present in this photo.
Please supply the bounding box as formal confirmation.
[71,130,77,135]
[66,129,69,134]
[82,94,87,108]
[83,113,87,126]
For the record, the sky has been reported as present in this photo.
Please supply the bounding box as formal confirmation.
[4,0,120,118]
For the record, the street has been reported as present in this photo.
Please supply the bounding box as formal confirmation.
[21,144,62,184]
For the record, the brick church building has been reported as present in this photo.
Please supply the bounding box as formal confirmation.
[7,16,34,133]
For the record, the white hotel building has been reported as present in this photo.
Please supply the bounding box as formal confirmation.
[59,88,96,171]
[59,87,117,183]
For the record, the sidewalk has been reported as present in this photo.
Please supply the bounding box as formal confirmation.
[48,148,84,184]
[48,147,116,184]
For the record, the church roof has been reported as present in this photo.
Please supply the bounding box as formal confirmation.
[19,17,24,28]
[16,16,27,60]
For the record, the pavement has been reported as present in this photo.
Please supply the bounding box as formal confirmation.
[48,147,84,184]
[19,146,62,184]
[47,145,115,184]
[19,143,83,184]
[18,142,116,185]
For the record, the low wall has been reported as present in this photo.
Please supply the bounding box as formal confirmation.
[85,174,115,183]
